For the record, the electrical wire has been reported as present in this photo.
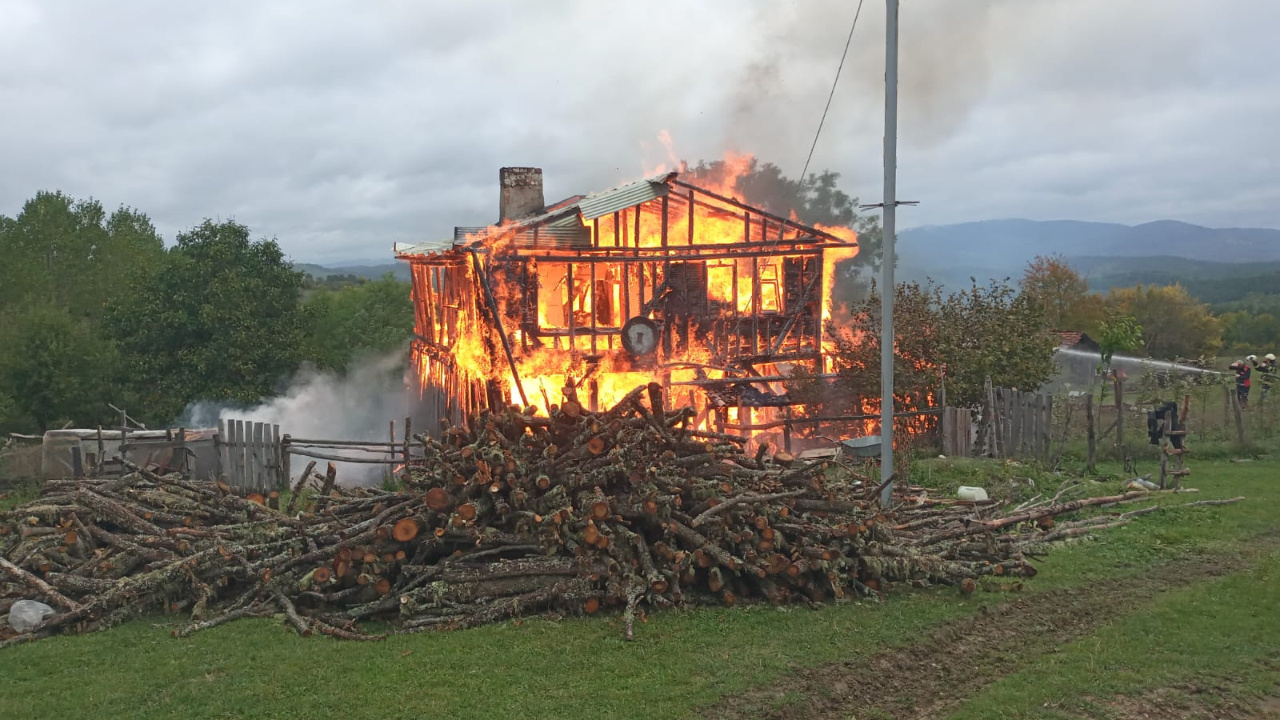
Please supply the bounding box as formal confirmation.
[797,0,865,191]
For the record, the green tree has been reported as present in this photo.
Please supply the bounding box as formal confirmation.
[1096,310,1143,373]
[934,280,1058,404]
[306,274,415,371]
[0,191,163,320]
[1020,255,1105,332]
[1105,284,1222,359]
[105,220,311,423]
[0,304,122,433]
[1219,311,1280,356]
[795,279,1056,411]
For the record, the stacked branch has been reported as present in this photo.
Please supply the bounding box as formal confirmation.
[1,383,1223,646]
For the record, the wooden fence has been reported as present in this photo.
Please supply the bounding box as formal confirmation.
[216,419,284,491]
[977,386,1054,462]
[939,407,973,457]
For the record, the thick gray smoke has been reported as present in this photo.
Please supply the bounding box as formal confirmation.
[179,349,414,486]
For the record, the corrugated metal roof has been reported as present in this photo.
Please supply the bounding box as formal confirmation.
[576,171,677,220]
[394,239,455,256]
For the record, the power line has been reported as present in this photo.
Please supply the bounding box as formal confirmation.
[797,0,865,192]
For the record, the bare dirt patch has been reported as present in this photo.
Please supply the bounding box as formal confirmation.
[1099,672,1280,720]
[703,551,1264,720]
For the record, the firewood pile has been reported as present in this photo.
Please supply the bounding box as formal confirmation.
[0,383,1200,647]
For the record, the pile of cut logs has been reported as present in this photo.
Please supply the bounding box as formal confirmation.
[0,383,1216,646]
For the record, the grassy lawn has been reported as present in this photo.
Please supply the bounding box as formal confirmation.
[947,552,1280,719]
[1,457,1277,720]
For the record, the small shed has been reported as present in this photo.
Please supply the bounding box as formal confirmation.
[1056,331,1100,353]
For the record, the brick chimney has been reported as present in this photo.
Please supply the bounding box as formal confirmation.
[499,167,545,223]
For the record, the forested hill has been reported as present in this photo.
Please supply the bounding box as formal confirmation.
[897,219,1280,289]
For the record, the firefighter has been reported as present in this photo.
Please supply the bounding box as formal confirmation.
[1230,359,1252,408]
[1259,353,1277,403]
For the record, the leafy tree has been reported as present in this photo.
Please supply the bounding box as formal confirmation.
[934,280,1058,404]
[1020,255,1104,332]
[794,279,1056,411]
[1096,310,1143,373]
[305,274,415,371]
[105,220,311,423]
[1105,284,1222,360]
[0,304,122,433]
[0,191,163,321]
[1219,311,1280,356]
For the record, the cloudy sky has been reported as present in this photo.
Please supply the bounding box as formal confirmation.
[3,0,1279,263]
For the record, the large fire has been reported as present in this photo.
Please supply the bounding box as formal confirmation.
[402,153,870,448]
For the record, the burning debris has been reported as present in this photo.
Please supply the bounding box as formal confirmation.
[397,164,859,450]
[0,387,1183,646]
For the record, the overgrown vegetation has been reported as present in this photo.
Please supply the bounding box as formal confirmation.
[0,192,414,434]
[792,278,1058,413]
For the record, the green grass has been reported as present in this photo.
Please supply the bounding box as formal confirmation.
[1,459,1278,720]
[946,552,1280,719]
[0,583,975,720]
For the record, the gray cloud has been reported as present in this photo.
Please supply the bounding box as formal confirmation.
[2,0,1278,263]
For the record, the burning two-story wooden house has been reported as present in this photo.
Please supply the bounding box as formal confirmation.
[395,166,857,444]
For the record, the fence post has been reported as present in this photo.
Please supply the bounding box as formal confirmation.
[1085,393,1097,473]
[234,420,246,489]
[1114,379,1125,453]
[1039,395,1050,462]
[1231,389,1248,447]
[1159,411,1169,489]
[281,434,292,490]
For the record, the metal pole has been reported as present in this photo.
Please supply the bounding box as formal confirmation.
[879,0,899,508]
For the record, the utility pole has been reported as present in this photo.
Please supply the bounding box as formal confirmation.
[879,0,899,509]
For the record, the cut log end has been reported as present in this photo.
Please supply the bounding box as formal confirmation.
[424,487,451,511]
[393,517,420,542]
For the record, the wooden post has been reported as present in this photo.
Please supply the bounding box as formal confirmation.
[271,424,281,488]
[234,420,246,489]
[941,408,952,456]
[1231,389,1248,446]
[1223,385,1231,430]
[252,422,265,491]
[1114,379,1125,455]
[281,434,292,489]
[71,446,83,478]
[1041,395,1052,462]
[1159,419,1169,490]
[95,425,104,477]
[176,427,187,475]
[782,406,792,453]
[402,416,412,474]
[1085,393,1097,473]
[984,378,999,458]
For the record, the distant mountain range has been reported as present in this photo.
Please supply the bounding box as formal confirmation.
[292,218,1280,295]
[293,261,410,282]
[897,219,1280,289]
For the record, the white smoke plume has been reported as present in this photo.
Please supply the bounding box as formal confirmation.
[179,349,415,486]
